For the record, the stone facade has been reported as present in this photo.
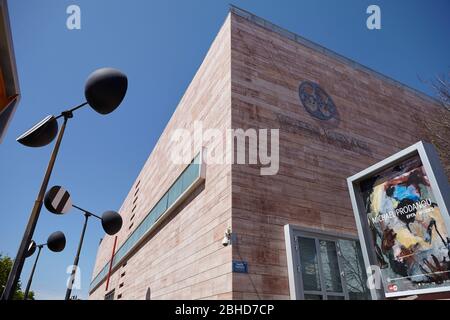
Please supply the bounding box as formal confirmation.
[229,8,444,299]
[89,14,232,300]
[89,7,446,300]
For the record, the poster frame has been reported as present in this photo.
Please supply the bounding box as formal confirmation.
[347,141,450,299]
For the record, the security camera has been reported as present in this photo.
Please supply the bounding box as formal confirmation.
[222,227,232,246]
[222,235,230,246]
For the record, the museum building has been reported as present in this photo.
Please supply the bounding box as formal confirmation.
[88,7,448,300]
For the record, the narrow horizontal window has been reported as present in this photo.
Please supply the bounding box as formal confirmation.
[104,289,115,300]
[89,151,205,293]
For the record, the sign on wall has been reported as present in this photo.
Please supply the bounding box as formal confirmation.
[348,141,450,298]
[232,260,248,273]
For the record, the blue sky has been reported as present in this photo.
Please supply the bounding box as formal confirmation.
[1,0,449,300]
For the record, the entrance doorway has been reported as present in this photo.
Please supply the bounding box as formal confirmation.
[285,225,371,300]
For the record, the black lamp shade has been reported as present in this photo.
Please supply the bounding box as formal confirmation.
[16,115,58,147]
[25,240,37,258]
[101,211,123,235]
[47,231,66,252]
[84,68,128,115]
[44,186,72,215]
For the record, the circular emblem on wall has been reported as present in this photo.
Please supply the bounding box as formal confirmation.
[298,81,337,121]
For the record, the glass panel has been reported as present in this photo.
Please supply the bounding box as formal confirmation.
[338,239,371,300]
[90,154,202,291]
[153,194,168,221]
[167,177,182,207]
[319,240,343,293]
[182,161,199,190]
[193,153,201,164]
[298,237,321,291]
[304,294,322,300]
[327,295,345,300]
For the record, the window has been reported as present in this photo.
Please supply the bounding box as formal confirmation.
[104,290,115,300]
[285,225,371,300]
[89,151,205,293]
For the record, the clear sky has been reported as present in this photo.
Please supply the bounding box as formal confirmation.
[1,0,449,300]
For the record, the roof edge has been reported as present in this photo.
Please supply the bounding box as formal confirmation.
[229,5,442,107]
[0,0,20,98]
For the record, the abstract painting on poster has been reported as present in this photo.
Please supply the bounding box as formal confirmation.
[359,154,450,296]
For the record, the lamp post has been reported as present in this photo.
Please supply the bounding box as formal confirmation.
[23,231,66,300]
[1,68,128,300]
[44,185,123,300]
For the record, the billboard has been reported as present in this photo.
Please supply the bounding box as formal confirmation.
[348,142,450,298]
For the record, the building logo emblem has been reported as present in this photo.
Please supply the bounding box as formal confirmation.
[299,81,337,121]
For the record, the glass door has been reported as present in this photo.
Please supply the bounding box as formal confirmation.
[296,234,370,300]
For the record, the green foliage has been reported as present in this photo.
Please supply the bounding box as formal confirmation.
[0,253,35,300]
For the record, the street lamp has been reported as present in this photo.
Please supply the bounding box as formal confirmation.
[1,68,128,300]
[44,185,122,300]
[23,231,66,300]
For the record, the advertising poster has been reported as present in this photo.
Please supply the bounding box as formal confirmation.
[359,155,450,296]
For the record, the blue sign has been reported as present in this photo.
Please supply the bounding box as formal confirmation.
[232,260,248,273]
